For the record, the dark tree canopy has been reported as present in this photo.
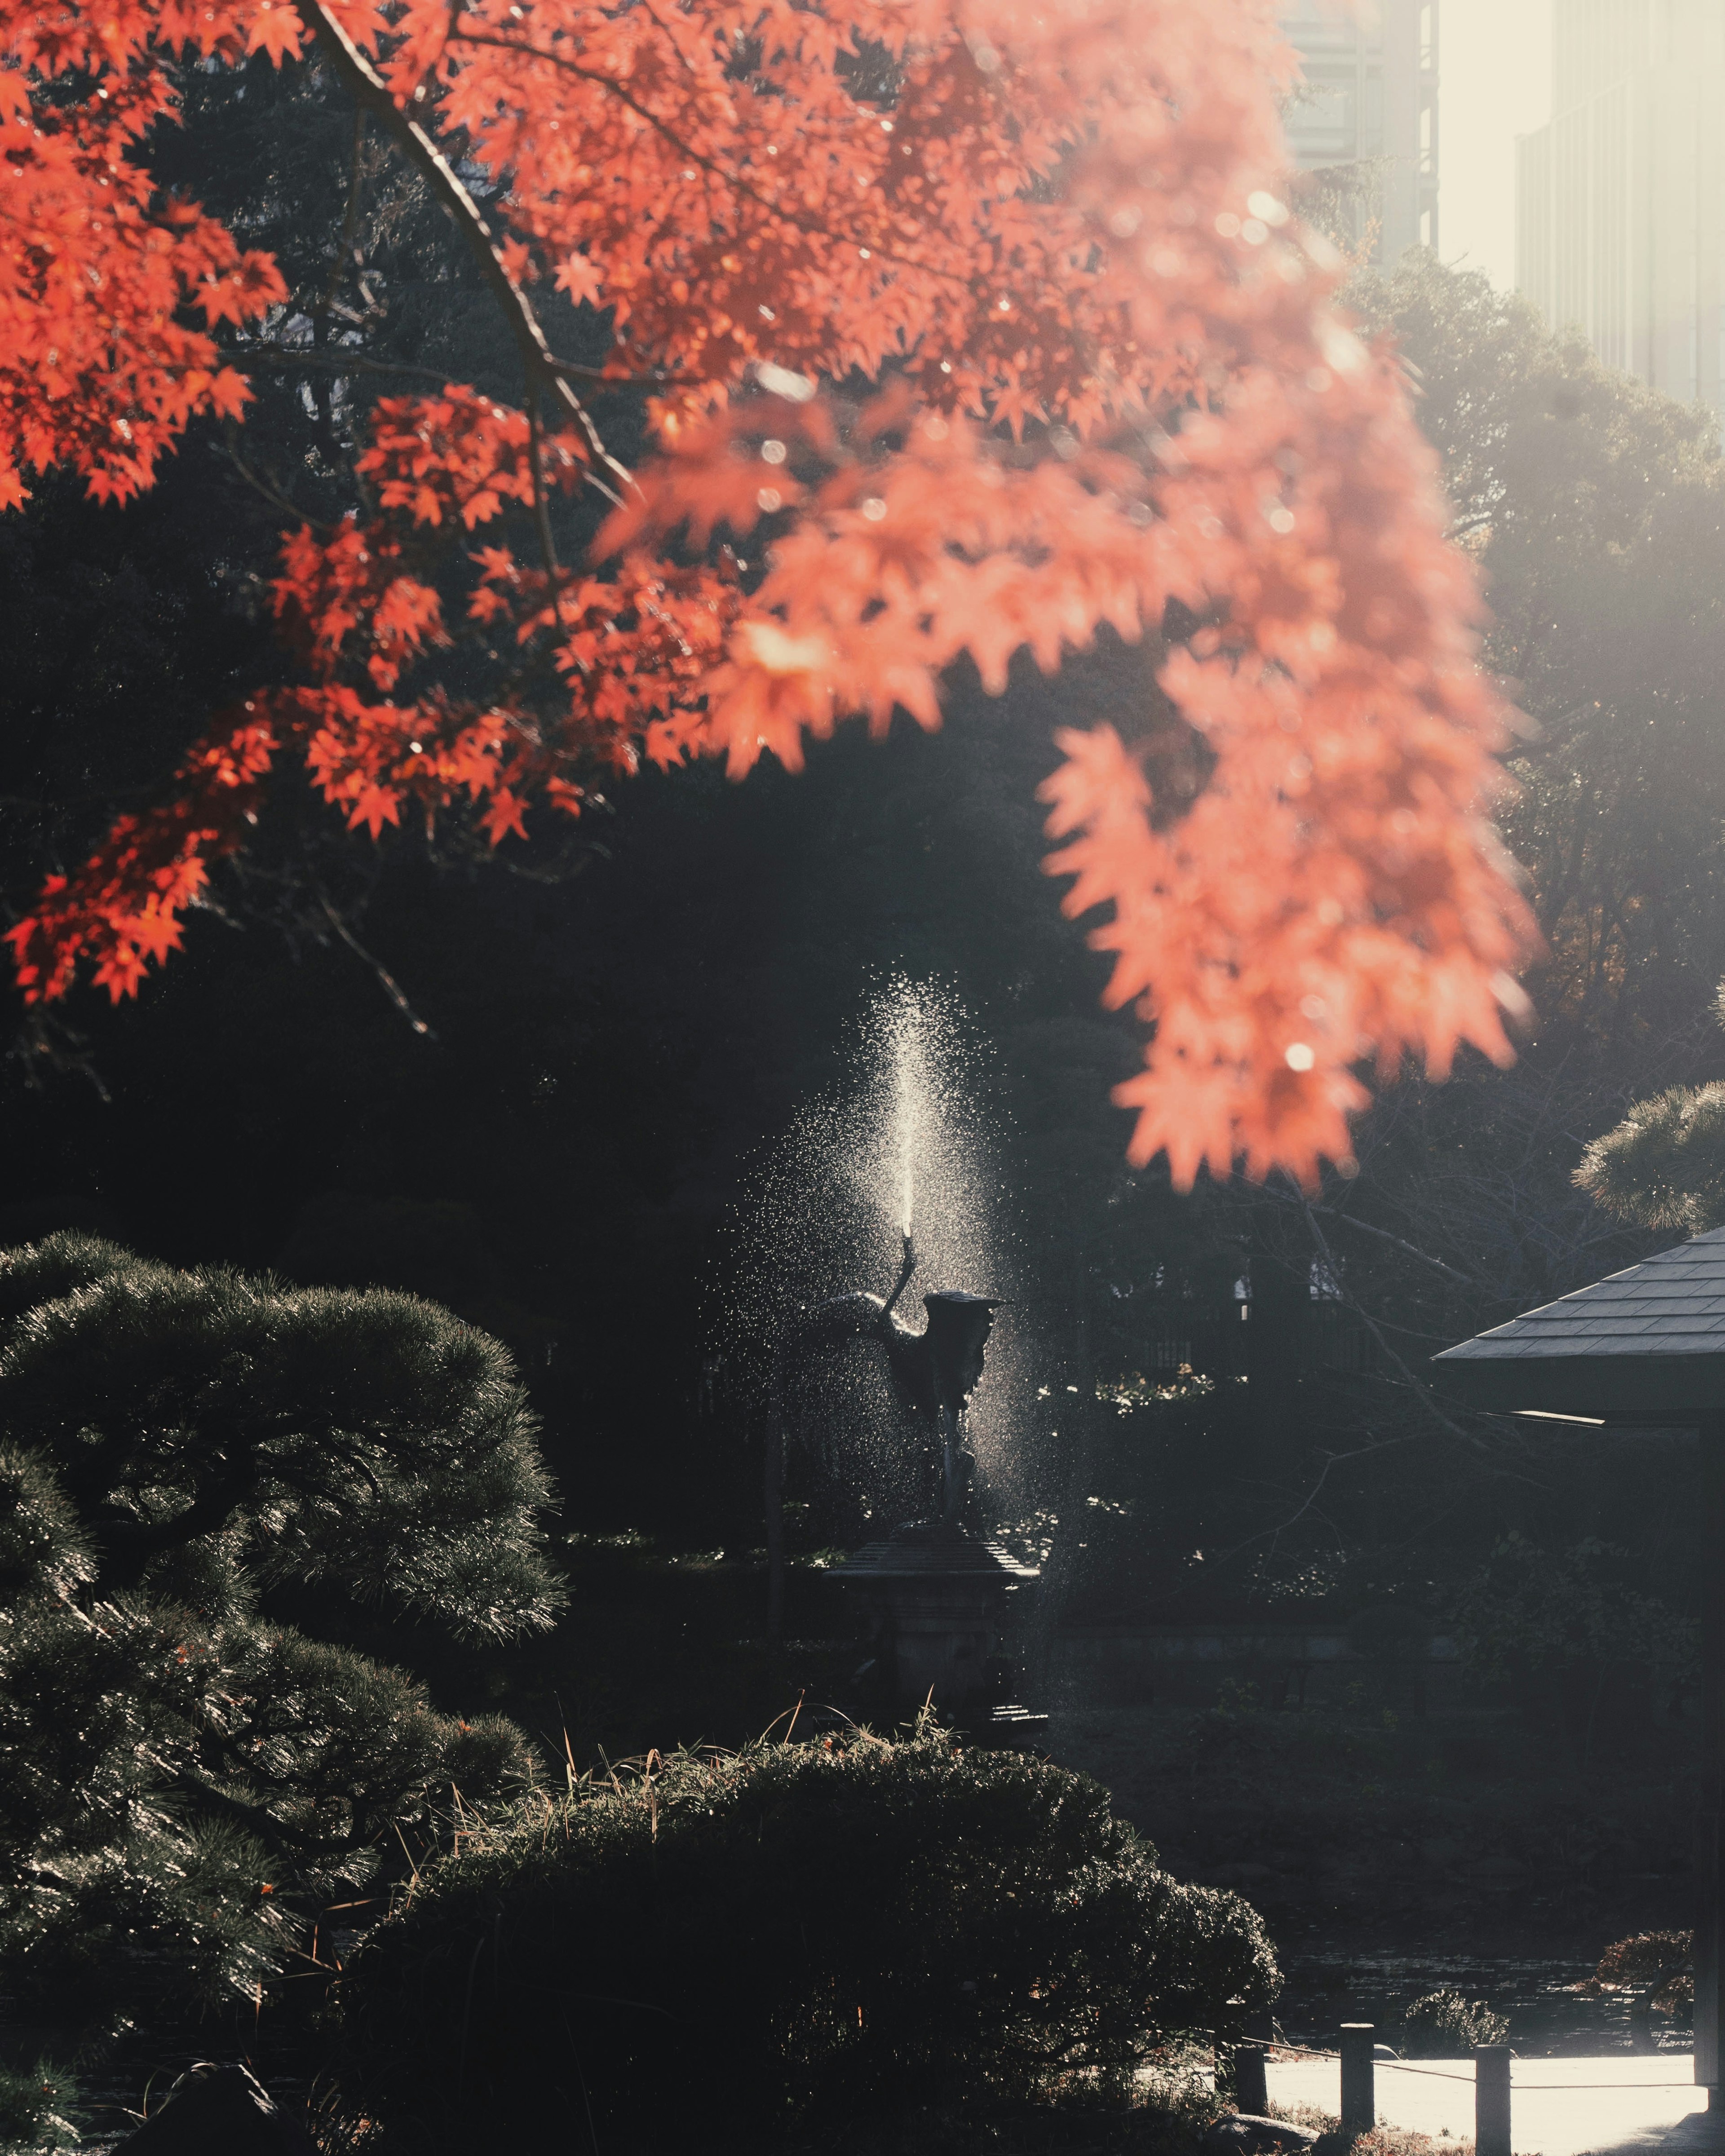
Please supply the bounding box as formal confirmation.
[0,1235,554,2019]
[0,1234,562,1630]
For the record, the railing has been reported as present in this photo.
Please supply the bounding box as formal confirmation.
[1230,2021,1700,2156]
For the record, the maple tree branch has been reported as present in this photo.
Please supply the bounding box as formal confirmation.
[234,342,469,389]
[314,889,438,1038]
[222,418,328,530]
[230,340,649,391]
[526,402,567,617]
[304,107,370,450]
[292,0,631,493]
[542,353,667,390]
[453,27,973,296]
[4,1008,111,1101]
[316,106,369,330]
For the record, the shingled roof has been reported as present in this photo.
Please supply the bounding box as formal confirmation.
[1433,1227,1725,1421]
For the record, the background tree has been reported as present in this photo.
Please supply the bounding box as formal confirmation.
[0,1233,555,2023]
[1349,254,1725,1038]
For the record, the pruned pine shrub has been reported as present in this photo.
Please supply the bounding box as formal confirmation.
[0,2058,82,2150]
[338,1725,1279,2150]
[1583,1931,1694,2046]
[0,1234,558,2024]
[1592,1930,1693,1999]
[1399,1991,1509,2057]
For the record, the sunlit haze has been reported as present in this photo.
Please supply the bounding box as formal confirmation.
[1439,0,1552,290]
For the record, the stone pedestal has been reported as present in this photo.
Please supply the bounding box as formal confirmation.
[842,1522,1045,1741]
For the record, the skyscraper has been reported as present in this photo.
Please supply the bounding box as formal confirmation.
[1280,0,1438,265]
[1516,1,1725,410]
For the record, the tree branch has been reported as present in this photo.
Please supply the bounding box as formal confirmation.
[527,402,562,588]
[222,418,327,528]
[292,0,632,495]
[314,889,438,1039]
[1297,1197,1492,1452]
[454,26,975,296]
[230,340,647,389]
[317,105,369,330]
[308,106,369,446]
[89,1462,263,1589]
[1307,1204,1477,1287]
[234,342,461,389]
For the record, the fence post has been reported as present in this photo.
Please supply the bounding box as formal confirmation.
[1235,2010,1272,2116]
[1340,2023,1376,2138]
[1474,2045,1512,2156]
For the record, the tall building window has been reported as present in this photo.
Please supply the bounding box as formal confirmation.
[1280,0,1433,267]
[1516,0,1725,417]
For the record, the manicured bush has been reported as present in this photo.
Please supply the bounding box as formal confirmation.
[0,1235,559,2025]
[0,2058,82,2150]
[1583,1931,1693,2050]
[1591,1929,1693,2003]
[337,1724,1279,2149]
[1399,1990,1508,2058]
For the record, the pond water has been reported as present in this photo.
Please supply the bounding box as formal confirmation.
[1277,1954,1692,2056]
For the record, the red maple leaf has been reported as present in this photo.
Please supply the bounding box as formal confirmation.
[0,0,1537,1183]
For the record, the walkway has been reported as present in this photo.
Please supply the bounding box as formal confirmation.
[1264,2055,1711,2156]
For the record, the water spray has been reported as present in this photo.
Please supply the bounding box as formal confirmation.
[734,979,1042,1733]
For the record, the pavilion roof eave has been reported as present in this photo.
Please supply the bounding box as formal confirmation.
[1429,1226,1725,1423]
[1432,1346,1725,1422]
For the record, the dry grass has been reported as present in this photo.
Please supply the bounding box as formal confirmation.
[1265,2102,1479,2156]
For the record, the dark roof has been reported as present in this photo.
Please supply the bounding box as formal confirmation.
[1437,1230,1725,1363]
[1433,1228,1725,1420]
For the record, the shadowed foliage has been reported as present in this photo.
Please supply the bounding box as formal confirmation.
[337,1724,1279,2150]
[0,1233,557,2023]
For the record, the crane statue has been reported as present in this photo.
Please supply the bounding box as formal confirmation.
[763,1235,1040,1735]
[771,1231,998,1530]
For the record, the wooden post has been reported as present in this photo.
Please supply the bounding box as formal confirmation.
[1699,1420,1725,2100]
[1697,1807,1720,2096]
[1235,2010,1272,2116]
[1339,2023,1375,2138]
[1474,2044,1511,2156]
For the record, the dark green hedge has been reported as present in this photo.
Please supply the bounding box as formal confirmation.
[338,1725,1278,2147]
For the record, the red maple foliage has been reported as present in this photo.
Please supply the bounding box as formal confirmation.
[0,0,1536,1181]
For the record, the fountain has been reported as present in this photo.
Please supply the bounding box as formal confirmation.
[753,988,1045,1737]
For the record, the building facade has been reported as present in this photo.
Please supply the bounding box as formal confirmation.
[1516,0,1725,409]
[1280,0,1438,265]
